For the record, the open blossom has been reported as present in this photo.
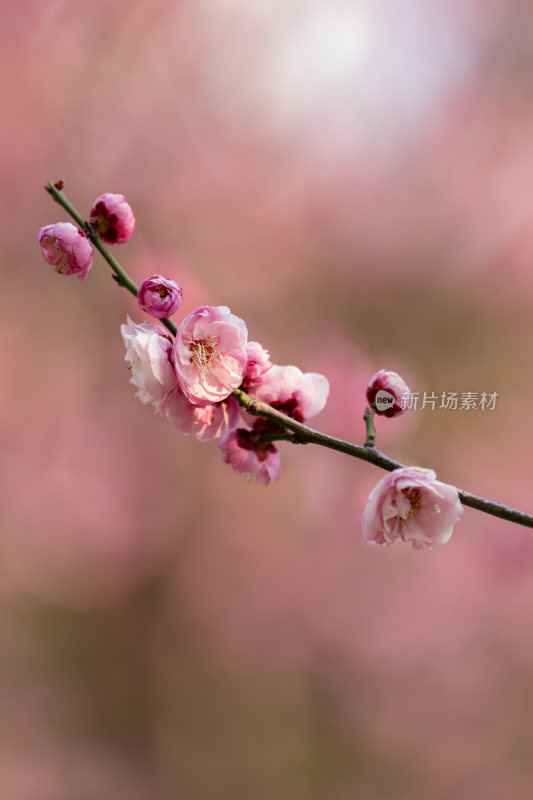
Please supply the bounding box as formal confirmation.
[121,316,177,411]
[38,222,93,280]
[367,369,411,417]
[164,388,240,442]
[89,193,135,245]
[219,428,281,486]
[138,274,183,319]
[173,305,248,405]
[248,365,329,423]
[362,467,463,550]
[241,341,272,389]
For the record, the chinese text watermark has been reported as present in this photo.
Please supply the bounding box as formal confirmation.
[401,392,498,411]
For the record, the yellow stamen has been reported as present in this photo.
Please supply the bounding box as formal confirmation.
[401,486,422,517]
[190,337,220,376]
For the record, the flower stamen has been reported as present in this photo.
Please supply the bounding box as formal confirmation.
[402,486,422,517]
[190,337,220,376]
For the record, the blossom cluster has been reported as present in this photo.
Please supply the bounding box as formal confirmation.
[121,306,330,486]
[39,189,465,551]
[120,309,462,547]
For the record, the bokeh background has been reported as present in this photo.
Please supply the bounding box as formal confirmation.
[3,0,533,797]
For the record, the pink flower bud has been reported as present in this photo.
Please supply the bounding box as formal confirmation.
[362,467,463,550]
[89,193,135,245]
[137,274,183,319]
[241,341,272,389]
[173,305,248,405]
[219,428,281,486]
[366,369,411,417]
[38,222,93,280]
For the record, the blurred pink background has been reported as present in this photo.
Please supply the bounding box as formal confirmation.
[3,0,533,797]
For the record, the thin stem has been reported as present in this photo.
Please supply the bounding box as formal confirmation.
[233,388,406,470]
[45,182,533,531]
[44,182,177,336]
[363,406,376,447]
[232,388,533,529]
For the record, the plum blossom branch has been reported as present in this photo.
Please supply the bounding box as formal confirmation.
[43,183,533,532]
[231,389,533,529]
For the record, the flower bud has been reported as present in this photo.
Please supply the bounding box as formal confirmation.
[366,369,411,417]
[137,274,183,319]
[38,222,93,280]
[89,193,135,245]
[241,341,272,389]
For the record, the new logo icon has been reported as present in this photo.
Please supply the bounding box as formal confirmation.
[375,389,395,412]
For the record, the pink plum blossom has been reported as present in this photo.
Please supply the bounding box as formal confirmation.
[172,305,248,405]
[38,222,93,280]
[121,316,177,412]
[367,369,411,417]
[362,467,463,550]
[137,274,183,319]
[164,389,240,442]
[248,365,329,423]
[242,341,272,389]
[89,193,135,245]
[219,428,281,486]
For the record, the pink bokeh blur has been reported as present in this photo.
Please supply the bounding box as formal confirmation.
[4,0,533,797]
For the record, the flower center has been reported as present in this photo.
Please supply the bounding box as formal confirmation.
[190,337,220,376]
[92,202,118,242]
[236,428,276,461]
[157,286,169,299]
[270,396,305,423]
[48,240,67,269]
[401,487,422,517]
